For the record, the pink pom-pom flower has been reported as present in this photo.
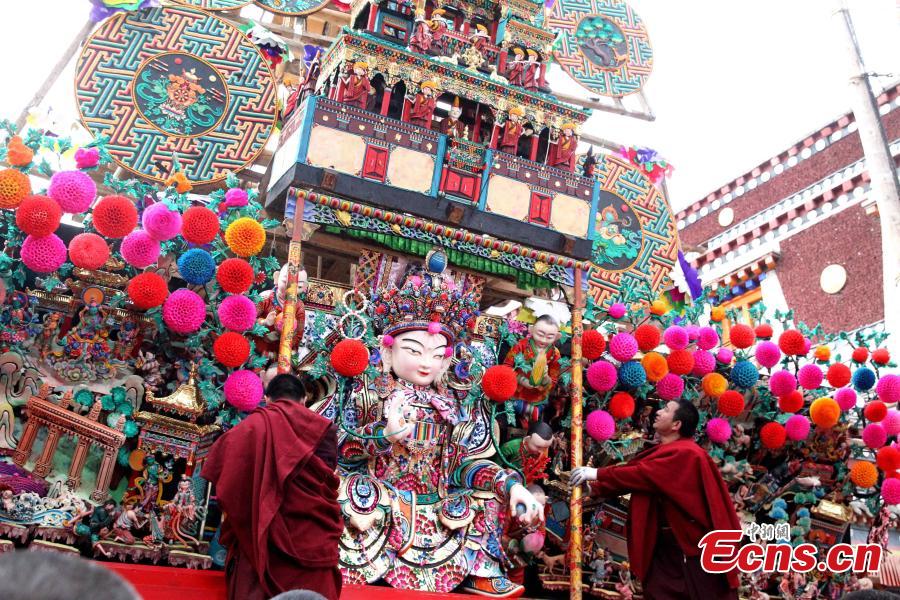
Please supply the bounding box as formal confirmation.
[224,369,264,411]
[863,423,888,449]
[217,295,256,332]
[48,170,96,213]
[706,417,732,444]
[162,289,206,335]
[755,341,781,369]
[381,334,395,347]
[697,327,719,351]
[608,302,626,319]
[120,230,161,269]
[769,370,797,397]
[882,478,900,505]
[587,360,618,392]
[142,203,183,241]
[656,373,685,401]
[785,415,811,442]
[224,188,249,210]
[691,349,716,376]
[75,147,100,170]
[716,347,734,365]
[835,387,858,411]
[797,364,824,390]
[21,234,67,274]
[609,332,638,362]
[586,410,616,441]
[428,322,442,335]
[663,326,688,350]
[685,325,700,341]
[877,374,900,404]
[884,409,900,437]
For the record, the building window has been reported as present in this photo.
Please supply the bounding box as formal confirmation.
[720,287,763,345]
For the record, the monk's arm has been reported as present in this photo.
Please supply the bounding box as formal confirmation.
[589,460,660,498]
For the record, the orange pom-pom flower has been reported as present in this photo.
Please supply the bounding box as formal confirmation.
[225,217,266,257]
[810,397,841,429]
[850,461,878,488]
[0,168,31,209]
[641,352,669,383]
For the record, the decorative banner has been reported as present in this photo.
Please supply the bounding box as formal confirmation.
[547,0,653,98]
[75,6,277,185]
[170,0,253,10]
[586,154,677,308]
[254,0,331,16]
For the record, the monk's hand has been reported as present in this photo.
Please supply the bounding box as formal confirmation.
[569,466,597,487]
[509,484,543,527]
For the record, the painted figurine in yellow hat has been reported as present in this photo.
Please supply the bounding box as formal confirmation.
[407,80,439,128]
[499,106,525,155]
[506,47,526,87]
[339,60,372,110]
[409,9,434,55]
[523,49,540,92]
[549,122,578,172]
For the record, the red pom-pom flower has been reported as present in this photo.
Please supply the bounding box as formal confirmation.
[214,332,251,368]
[482,364,518,402]
[330,339,370,377]
[582,329,606,361]
[16,195,61,237]
[92,194,138,238]
[127,272,169,310]
[217,258,255,294]
[69,232,110,270]
[182,206,220,245]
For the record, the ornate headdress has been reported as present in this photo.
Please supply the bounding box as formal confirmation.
[370,275,479,343]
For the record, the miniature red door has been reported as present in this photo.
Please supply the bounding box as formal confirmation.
[528,191,552,226]
[362,145,389,182]
[443,169,479,202]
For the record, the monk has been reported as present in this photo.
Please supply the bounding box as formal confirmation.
[522,49,540,91]
[441,98,466,139]
[339,61,371,110]
[506,48,525,87]
[499,107,525,155]
[407,80,438,128]
[549,124,578,171]
[203,374,342,600]
[571,400,741,600]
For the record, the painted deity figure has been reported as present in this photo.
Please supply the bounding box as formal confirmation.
[428,9,450,55]
[593,205,641,266]
[0,291,35,346]
[159,475,201,546]
[255,264,308,359]
[409,11,434,54]
[503,315,562,428]
[339,61,372,110]
[113,319,141,362]
[506,48,525,87]
[499,107,525,155]
[407,80,438,128]
[549,123,578,172]
[322,274,542,597]
[36,312,62,360]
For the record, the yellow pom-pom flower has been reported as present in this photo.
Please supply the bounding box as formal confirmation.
[810,397,841,429]
[0,168,31,209]
[225,217,266,257]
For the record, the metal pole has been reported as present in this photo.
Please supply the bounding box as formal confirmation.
[833,0,900,344]
[569,267,585,599]
[277,193,307,373]
[15,18,94,131]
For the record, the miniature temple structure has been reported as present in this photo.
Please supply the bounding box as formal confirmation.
[13,385,126,501]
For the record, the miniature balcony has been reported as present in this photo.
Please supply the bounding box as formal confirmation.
[267,95,599,260]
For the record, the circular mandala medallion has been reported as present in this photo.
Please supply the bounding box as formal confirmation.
[254,0,331,16]
[75,6,276,185]
[587,155,677,308]
[170,0,253,10]
[548,0,653,97]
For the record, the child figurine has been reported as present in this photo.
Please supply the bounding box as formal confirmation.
[500,421,553,484]
[503,314,562,428]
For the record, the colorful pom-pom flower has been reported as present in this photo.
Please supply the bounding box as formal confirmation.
[213,332,250,368]
[48,170,95,213]
[706,418,732,445]
[835,388,857,411]
[16,195,61,237]
[224,369,263,411]
[663,326,688,350]
[826,363,852,388]
[865,400,888,423]
[225,217,266,257]
[216,258,255,294]
[69,232,109,270]
[177,248,216,285]
[641,352,668,383]
[876,374,900,404]
[0,168,31,209]
[701,373,728,398]
[760,422,786,450]
[634,324,661,352]
[127,272,169,310]
[850,461,878,488]
[218,295,257,332]
[586,410,616,442]
[729,324,756,349]
[852,347,869,363]
[769,370,797,397]
[142,203,182,241]
[656,373,684,401]
[778,390,804,413]
[852,367,877,391]
[877,446,900,473]
[92,194,138,238]
[778,330,806,356]
[882,478,900,505]
[691,349,716,376]
[330,339,371,378]
[21,234,67,274]
[810,397,841,428]
[797,364,824,390]
[696,326,719,351]
[785,415,810,442]
[182,206,220,245]
[666,349,694,376]
[581,329,606,361]
[718,390,745,417]
[730,360,759,389]
[609,392,635,420]
[609,332,638,362]
[617,360,646,389]
[587,360,618,392]
[120,230,161,269]
[162,288,206,334]
[863,423,887,449]
[883,409,900,437]
[755,341,781,370]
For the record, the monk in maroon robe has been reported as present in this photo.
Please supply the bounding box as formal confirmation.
[407,81,438,128]
[339,62,371,110]
[523,50,540,91]
[571,400,741,600]
[408,14,432,54]
[499,110,524,154]
[203,374,342,600]
[506,48,525,87]
[549,125,577,171]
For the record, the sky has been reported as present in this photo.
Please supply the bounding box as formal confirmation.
[1,0,897,212]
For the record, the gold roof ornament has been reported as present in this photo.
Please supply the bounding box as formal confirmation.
[145,363,208,421]
[812,498,852,524]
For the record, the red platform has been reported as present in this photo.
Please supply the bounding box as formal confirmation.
[105,563,466,599]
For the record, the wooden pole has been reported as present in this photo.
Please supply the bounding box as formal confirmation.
[569,267,585,600]
[15,18,95,131]
[277,193,307,373]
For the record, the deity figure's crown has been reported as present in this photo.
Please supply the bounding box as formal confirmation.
[370,275,479,342]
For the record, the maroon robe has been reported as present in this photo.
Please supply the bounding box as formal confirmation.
[340,74,369,109]
[549,134,577,171]
[441,116,466,138]
[499,120,523,154]
[430,20,448,53]
[202,399,342,600]
[507,60,525,87]
[523,61,539,91]
[409,21,432,54]
[590,438,741,595]
[409,93,436,127]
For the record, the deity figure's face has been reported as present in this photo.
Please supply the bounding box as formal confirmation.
[530,319,560,351]
[510,112,521,123]
[450,106,462,119]
[383,329,451,387]
[178,479,190,492]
